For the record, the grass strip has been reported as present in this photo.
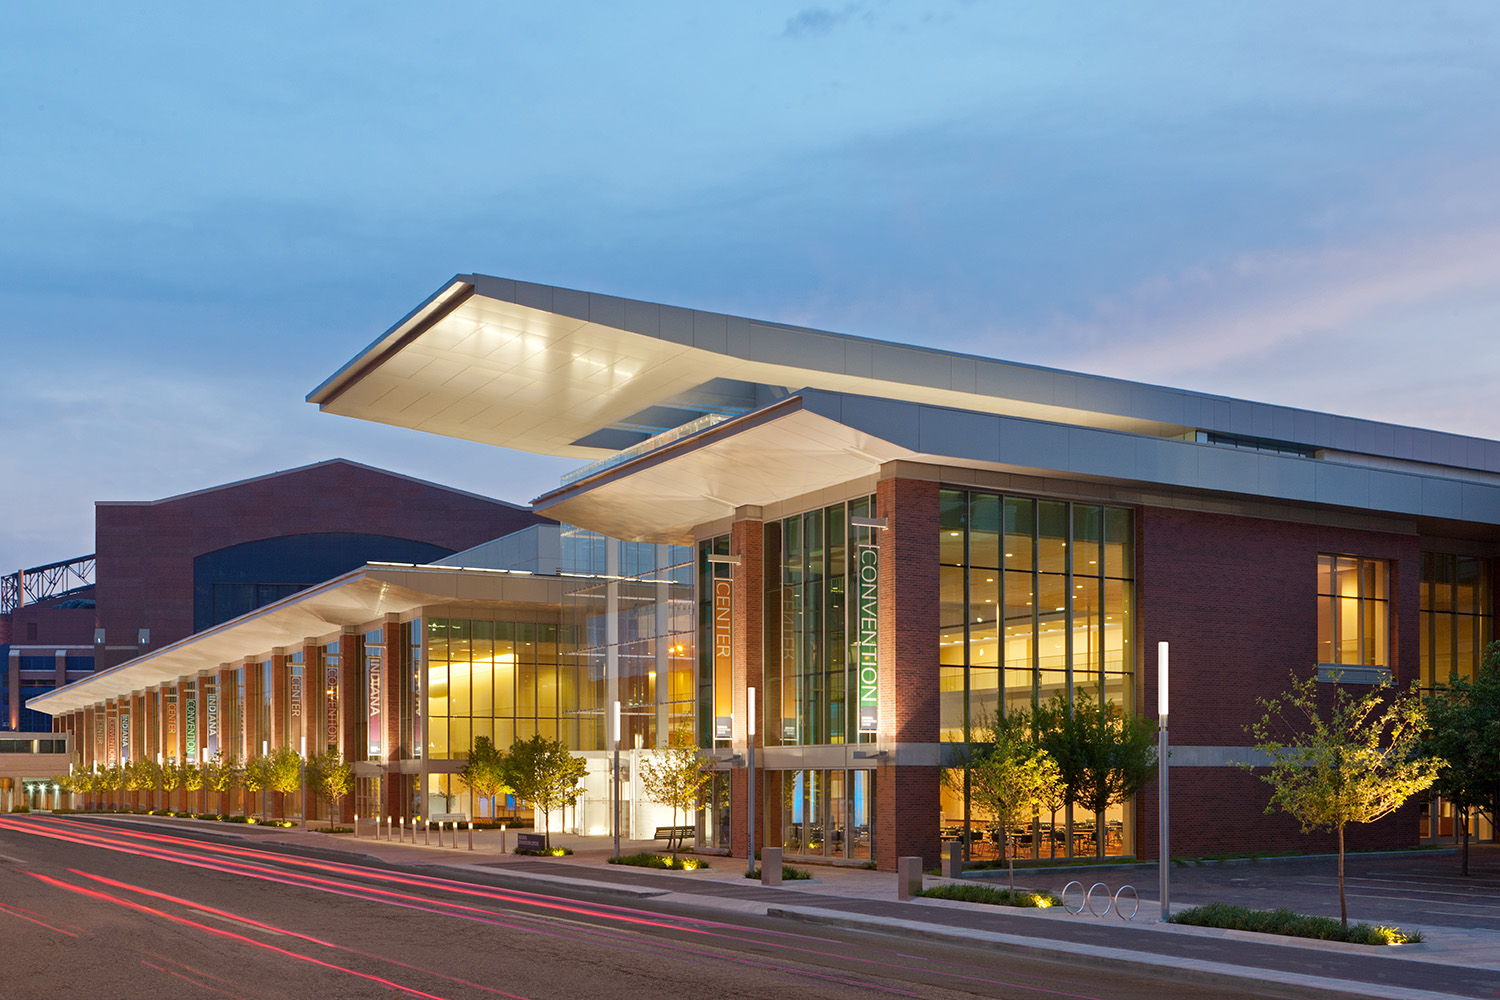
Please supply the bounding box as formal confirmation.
[918,883,1061,908]
[1171,903,1422,945]
[607,852,708,871]
[744,864,812,880]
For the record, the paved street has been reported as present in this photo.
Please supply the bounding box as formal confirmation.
[0,814,1286,1000]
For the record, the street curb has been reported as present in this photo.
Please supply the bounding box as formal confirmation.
[766,906,1476,1000]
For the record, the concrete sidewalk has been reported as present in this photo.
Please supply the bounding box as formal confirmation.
[97,816,1500,1000]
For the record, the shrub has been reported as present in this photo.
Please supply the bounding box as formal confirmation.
[746,864,812,880]
[514,846,572,856]
[1171,904,1421,945]
[917,883,1061,908]
[310,826,353,835]
[609,852,708,871]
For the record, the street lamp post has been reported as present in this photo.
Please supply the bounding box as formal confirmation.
[1158,640,1170,922]
[612,699,621,860]
[747,686,756,876]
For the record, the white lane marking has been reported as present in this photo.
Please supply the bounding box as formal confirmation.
[1300,880,1500,901]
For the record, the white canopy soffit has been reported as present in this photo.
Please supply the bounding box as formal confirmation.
[534,396,914,542]
[27,565,565,717]
[306,275,1180,462]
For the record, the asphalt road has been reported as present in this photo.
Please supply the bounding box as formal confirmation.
[0,814,1290,1000]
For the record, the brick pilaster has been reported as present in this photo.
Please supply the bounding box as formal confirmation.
[875,477,941,870]
[728,513,763,859]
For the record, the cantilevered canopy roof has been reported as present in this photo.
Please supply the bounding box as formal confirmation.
[307,274,1190,461]
[27,564,566,716]
[536,389,1500,543]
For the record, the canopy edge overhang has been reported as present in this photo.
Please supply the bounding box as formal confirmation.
[26,563,566,718]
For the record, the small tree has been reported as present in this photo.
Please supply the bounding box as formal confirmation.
[305,750,352,830]
[638,730,713,860]
[203,751,243,816]
[967,713,1064,893]
[160,759,184,810]
[1038,690,1156,857]
[243,754,271,821]
[459,736,511,821]
[181,760,205,812]
[1245,672,1439,927]
[1420,641,1500,876]
[500,733,588,850]
[264,746,304,821]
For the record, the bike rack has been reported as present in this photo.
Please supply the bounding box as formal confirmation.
[1061,880,1138,920]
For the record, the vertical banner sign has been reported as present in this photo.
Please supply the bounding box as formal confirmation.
[325,666,339,751]
[366,647,383,760]
[185,695,198,763]
[289,667,302,755]
[205,688,220,758]
[713,577,733,740]
[98,716,109,765]
[165,694,178,758]
[856,543,880,733]
[119,710,132,763]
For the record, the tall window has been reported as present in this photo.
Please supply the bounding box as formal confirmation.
[1420,553,1493,690]
[759,495,879,748]
[1316,555,1389,667]
[939,491,1135,739]
[424,618,575,760]
[939,489,1135,859]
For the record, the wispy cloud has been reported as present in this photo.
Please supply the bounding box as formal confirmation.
[782,5,864,38]
[979,219,1500,439]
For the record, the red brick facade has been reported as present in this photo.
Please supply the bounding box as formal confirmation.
[93,459,544,671]
[1136,506,1424,859]
[876,477,942,869]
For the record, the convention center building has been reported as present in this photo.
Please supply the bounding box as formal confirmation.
[29,274,1500,868]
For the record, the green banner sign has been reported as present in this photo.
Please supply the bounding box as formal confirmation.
[856,543,879,732]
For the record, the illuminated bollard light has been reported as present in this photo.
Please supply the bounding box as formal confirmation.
[468,821,474,851]
[424,820,430,846]
[353,813,359,840]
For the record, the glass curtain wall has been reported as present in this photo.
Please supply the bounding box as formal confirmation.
[776,769,874,861]
[759,496,878,748]
[939,489,1136,858]
[1419,553,1495,842]
[565,530,695,752]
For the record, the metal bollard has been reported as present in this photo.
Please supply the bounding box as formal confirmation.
[897,856,923,900]
[761,847,783,886]
[386,815,392,841]
[468,821,474,851]
[353,813,359,839]
[399,816,405,842]
[943,840,964,879]
[424,820,430,846]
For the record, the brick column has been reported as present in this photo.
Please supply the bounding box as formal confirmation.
[875,477,941,871]
[337,629,358,823]
[382,618,403,822]
[728,510,764,860]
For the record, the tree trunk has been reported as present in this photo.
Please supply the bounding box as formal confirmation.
[1338,824,1347,929]
[1461,806,1470,877]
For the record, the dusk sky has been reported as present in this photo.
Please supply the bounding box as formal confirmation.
[5,2,1500,573]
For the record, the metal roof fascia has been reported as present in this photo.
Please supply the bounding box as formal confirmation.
[306,276,475,406]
